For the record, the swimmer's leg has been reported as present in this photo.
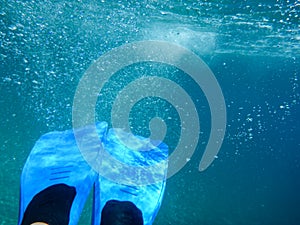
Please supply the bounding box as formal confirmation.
[92,128,168,225]
[19,122,108,225]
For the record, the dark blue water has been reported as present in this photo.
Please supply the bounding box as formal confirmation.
[1,0,299,224]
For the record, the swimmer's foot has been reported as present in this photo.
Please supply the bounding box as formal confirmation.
[91,128,168,225]
[100,200,143,225]
[19,122,109,225]
[21,184,76,225]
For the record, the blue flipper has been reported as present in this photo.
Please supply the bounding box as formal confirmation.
[92,128,168,225]
[18,122,108,225]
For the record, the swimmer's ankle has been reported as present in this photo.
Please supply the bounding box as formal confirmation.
[31,223,49,225]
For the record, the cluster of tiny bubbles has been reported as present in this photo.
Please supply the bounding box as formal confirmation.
[1,0,298,135]
[95,61,191,152]
[1,0,150,131]
[227,69,299,155]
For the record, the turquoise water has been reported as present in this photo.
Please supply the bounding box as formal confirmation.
[1,0,299,224]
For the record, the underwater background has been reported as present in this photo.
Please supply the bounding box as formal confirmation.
[0,0,299,224]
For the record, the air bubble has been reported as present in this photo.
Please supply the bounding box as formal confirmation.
[8,25,17,31]
[246,117,253,122]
